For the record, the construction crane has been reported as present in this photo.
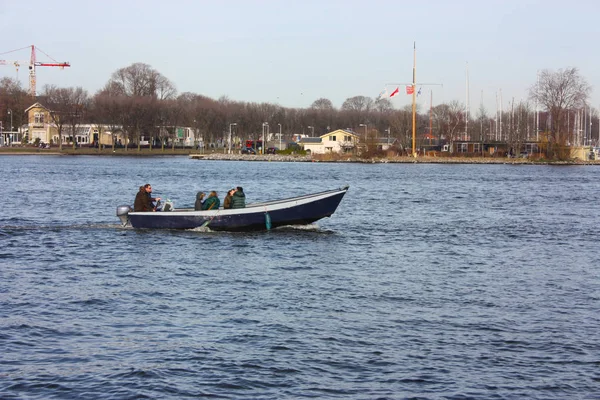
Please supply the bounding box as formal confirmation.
[0,45,70,97]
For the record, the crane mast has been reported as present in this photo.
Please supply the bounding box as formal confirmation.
[0,45,70,96]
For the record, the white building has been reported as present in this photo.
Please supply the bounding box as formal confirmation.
[298,129,359,154]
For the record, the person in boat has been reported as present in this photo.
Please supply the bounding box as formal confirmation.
[202,191,220,210]
[194,192,205,211]
[134,184,161,212]
[230,186,246,209]
[223,188,235,209]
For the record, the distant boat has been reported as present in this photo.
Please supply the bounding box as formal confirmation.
[116,186,349,232]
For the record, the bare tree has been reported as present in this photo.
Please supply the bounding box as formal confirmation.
[373,98,393,114]
[0,78,28,137]
[43,85,85,150]
[341,96,373,113]
[311,98,334,110]
[529,67,591,158]
[107,63,176,99]
[100,63,176,150]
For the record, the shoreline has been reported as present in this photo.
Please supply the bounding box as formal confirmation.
[1,148,598,165]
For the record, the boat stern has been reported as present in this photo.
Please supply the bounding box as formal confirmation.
[116,205,132,226]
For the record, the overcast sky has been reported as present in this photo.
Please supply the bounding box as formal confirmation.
[1,0,598,114]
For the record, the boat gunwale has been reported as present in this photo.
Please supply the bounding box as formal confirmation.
[127,185,349,217]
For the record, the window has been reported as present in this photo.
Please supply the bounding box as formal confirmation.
[329,135,336,141]
[344,135,352,141]
[34,113,45,124]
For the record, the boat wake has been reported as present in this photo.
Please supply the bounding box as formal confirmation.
[0,223,130,232]
[183,223,335,234]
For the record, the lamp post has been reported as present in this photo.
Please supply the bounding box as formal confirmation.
[7,109,12,146]
[308,125,314,136]
[278,123,282,150]
[229,123,237,154]
[262,122,268,154]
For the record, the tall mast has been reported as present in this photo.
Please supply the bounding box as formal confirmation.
[29,45,36,97]
[536,71,539,141]
[411,42,417,157]
[495,91,499,141]
[429,89,433,145]
[465,62,469,140]
[480,89,483,143]
[499,89,503,141]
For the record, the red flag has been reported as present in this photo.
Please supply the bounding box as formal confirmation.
[406,85,415,95]
[389,87,399,97]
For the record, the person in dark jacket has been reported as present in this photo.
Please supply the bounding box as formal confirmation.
[134,184,161,212]
[223,188,235,209]
[194,192,205,211]
[202,191,220,210]
[230,186,246,209]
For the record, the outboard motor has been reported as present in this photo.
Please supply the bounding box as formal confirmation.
[116,205,132,226]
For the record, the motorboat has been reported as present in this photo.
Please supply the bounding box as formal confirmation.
[116,185,349,232]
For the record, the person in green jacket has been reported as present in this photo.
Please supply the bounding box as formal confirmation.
[230,187,246,209]
[202,191,220,210]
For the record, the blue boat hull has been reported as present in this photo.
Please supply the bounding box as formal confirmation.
[121,186,348,232]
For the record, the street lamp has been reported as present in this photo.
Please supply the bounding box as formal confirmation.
[308,126,314,136]
[278,123,282,150]
[229,123,237,154]
[262,122,268,154]
[7,109,12,146]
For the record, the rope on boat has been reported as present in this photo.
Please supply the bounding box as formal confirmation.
[263,206,271,230]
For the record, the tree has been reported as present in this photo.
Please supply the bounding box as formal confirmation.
[341,95,373,113]
[101,63,177,151]
[529,67,591,159]
[43,85,89,150]
[311,98,334,110]
[0,77,28,138]
[107,63,176,99]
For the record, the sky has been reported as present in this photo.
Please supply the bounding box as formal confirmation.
[1,0,599,115]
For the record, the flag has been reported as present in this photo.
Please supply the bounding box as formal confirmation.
[406,85,414,95]
[376,88,387,100]
[389,87,400,97]
[417,87,422,97]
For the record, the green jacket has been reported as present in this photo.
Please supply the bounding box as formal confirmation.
[202,196,220,210]
[231,191,246,209]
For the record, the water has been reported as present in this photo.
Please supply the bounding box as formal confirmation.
[1,155,599,399]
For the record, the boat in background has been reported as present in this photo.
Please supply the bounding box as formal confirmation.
[116,186,349,232]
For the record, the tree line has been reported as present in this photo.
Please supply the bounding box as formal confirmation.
[0,63,593,158]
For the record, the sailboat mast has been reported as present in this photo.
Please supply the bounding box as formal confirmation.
[412,42,417,157]
[429,89,433,146]
[465,62,469,140]
[536,71,539,142]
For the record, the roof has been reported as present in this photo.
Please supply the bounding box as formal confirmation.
[24,102,49,113]
[319,129,358,139]
[299,137,322,144]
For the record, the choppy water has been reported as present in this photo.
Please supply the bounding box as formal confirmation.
[1,155,599,399]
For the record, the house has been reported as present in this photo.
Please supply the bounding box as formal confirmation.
[25,102,53,144]
[24,102,128,146]
[298,129,359,154]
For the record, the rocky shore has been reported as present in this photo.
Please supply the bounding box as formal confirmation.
[190,153,599,165]
[1,147,598,164]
